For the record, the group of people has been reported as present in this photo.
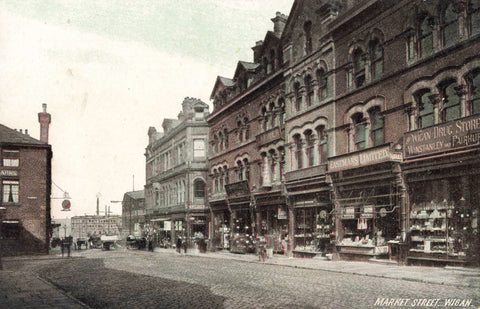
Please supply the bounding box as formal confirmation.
[176,237,188,254]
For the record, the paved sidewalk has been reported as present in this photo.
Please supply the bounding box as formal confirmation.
[0,254,89,309]
[151,247,480,288]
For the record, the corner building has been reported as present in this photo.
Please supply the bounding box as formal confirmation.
[145,98,209,248]
[0,105,52,256]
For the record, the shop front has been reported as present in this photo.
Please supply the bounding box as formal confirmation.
[210,202,231,251]
[284,164,333,258]
[329,144,405,261]
[404,114,480,266]
[225,181,255,253]
[255,191,288,254]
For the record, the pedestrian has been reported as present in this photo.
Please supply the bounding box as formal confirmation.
[183,238,188,254]
[176,237,182,254]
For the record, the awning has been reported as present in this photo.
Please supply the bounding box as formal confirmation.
[150,218,170,222]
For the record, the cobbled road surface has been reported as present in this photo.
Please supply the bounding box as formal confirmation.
[36,250,479,309]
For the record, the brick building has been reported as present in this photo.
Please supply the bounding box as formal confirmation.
[0,104,52,256]
[71,215,122,240]
[121,190,145,236]
[205,0,480,265]
[208,13,289,252]
[145,97,209,248]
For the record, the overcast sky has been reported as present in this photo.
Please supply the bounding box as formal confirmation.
[0,0,294,220]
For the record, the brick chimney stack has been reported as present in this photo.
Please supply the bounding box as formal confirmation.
[38,103,51,144]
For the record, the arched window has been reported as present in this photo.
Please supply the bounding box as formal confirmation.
[370,39,383,81]
[352,112,367,150]
[440,80,461,121]
[223,128,229,149]
[317,69,328,100]
[468,70,480,115]
[471,0,480,35]
[304,21,313,54]
[305,75,314,106]
[237,160,243,181]
[243,117,250,140]
[353,48,365,87]
[420,15,434,57]
[369,106,384,146]
[237,120,243,142]
[316,126,327,164]
[223,165,229,186]
[213,169,219,193]
[293,134,303,169]
[243,158,250,182]
[442,3,459,48]
[269,102,275,128]
[305,130,314,167]
[294,82,302,111]
[261,107,268,131]
[416,89,434,128]
[194,180,206,199]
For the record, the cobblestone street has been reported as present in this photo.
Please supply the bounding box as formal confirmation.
[25,249,480,309]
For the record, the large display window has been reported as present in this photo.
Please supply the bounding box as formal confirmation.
[294,207,332,254]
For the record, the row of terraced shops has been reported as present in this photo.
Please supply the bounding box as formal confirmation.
[206,0,480,266]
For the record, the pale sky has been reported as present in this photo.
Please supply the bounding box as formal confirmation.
[0,0,294,219]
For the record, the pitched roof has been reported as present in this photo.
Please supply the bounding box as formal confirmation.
[125,190,144,200]
[210,76,234,99]
[0,124,45,145]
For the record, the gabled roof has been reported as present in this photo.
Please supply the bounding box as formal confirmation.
[210,75,234,100]
[0,124,45,145]
[124,190,144,200]
[233,61,260,80]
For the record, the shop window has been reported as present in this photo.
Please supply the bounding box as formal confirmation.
[370,39,383,81]
[194,180,205,198]
[317,69,328,100]
[305,75,313,107]
[293,134,303,169]
[352,113,367,150]
[420,15,434,57]
[369,107,384,146]
[294,82,302,111]
[468,70,480,115]
[3,180,19,203]
[472,0,480,35]
[440,80,461,122]
[2,222,20,239]
[316,126,327,164]
[305,130,314,167]
[304,21,313,54]
[416,89,434,128]
[193,139,205,159]
[2,150,19,167]
[353,48,365,88]
[442,3,460,48]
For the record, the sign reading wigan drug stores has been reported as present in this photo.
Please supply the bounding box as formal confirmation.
[405,114,480,157]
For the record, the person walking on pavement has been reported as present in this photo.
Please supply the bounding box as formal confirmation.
[176,237,182,254]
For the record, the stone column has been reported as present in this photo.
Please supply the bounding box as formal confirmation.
[429,94,442,125]
[365,120,371,148]
[312,80,320,105]
[302,139,308,169]
[312,136,319,166]
[455,84,468,117]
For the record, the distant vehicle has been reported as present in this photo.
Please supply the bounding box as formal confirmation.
[230,235,256,254]
[76,238,88,250]
[50,237,61,248]
[126,235,146,250]
[101,235,118,250]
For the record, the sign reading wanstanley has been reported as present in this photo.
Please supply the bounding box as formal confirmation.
[404,114,480,158]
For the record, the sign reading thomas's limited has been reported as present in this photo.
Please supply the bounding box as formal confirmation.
[404,114,480,158]
[328,145,402,172]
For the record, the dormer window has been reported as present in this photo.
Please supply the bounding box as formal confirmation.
[304,21,313,55]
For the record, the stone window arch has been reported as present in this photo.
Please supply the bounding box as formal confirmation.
[370,38,383,81]
[294,81,302,111]
[316,68,328,100]
[369,106,384,146]
[439,79,461,122]
[419,13,434,57]
[293,134,303,169]
[352,112,367,151]
[353,48,366,87]
[305,74,314,107]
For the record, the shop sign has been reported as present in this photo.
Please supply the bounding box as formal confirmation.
[343,207,355,219]
[278,208,287,220]
[328,145,401,172]
[404,113,480,158]
[189,204,205,210]
[360,205,374,218]
[1,170,18,176]
[164,221,171,230]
